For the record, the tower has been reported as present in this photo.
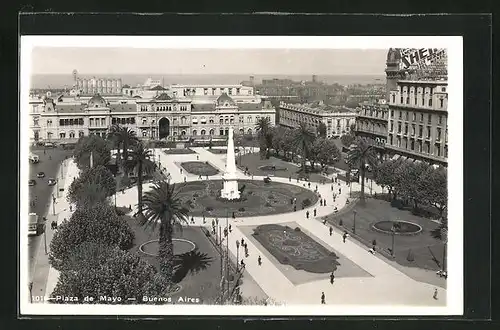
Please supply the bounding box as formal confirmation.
[220,128,240,200]
[385,48,406,101]
[72,69,78,87]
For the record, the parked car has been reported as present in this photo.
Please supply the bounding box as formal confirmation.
[44,142,55,148]
[28,179,36,186]
[37,172,45,178]
[263,176,272,183]
[29,153,40,164]
[47,178,57,186]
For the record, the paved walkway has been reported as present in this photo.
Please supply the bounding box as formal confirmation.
[113,147,446,306]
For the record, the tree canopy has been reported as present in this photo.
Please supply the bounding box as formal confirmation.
[67,165,116,206]
[73,135,111,170]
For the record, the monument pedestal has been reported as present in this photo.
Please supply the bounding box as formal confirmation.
[221,176,240,200]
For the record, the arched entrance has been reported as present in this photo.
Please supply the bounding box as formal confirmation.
[159,117,170,139]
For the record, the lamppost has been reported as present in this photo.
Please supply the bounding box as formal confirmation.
[226,209,230,297]
[391,221,400,258]
[352,210,357,234]
[52,193,56,215]
[29,282,33,303]
[236,240,240,272]
[43,225,48,255]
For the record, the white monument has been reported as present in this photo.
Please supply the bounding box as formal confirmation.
[220,128,240,200]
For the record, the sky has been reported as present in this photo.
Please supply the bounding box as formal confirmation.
[30,48,387,76]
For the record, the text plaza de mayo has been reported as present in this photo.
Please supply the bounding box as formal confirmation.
[28,48,448,167]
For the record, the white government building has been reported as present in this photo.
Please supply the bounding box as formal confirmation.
[28,78,275,143]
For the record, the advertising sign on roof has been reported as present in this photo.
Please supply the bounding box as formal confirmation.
[399,48,447,70]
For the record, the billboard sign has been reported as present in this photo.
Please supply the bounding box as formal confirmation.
[399,48,447,70]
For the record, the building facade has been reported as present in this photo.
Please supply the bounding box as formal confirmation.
[74,77,123,95]
[385,80,448,166]
[355,100,389,152]
[28,87,275,143]
[279,101,356,138]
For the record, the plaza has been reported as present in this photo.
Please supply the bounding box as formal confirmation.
[32,142,447,306]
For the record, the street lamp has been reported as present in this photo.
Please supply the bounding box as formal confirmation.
[52,193,56,215]
[29,282,33,303]
[352,210,357,234]
[236,240,240,272]
[390,221,400,257]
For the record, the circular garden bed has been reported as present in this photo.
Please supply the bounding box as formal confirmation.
[258,165,288,172]
[164,148,196,155]
[173,179,319,218]
[372,220,423,236]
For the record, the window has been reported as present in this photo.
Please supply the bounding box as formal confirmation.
[69,131,75,139]
[236,88,240,95]
[406,97,409,104]
[59,119,64,126]
[142,130,147,137]
[389,134,393,145]
[428,98,433,107]
[400,96,403,104]
[112,118,117,125]
[420,113,424,122]
[219,129,224,136]
[439,99,444,108]
[411,140,415,151]
[436,144,441,156]
[411,124,415,135]
[418,125,423,137]
[201,129,206,135]
[47,120,52,127]
[418,141,422,152]
[228,88,232,95]
[445,145,448,158]
[412,112,416,121]
[426,126,431,138]
[239,117,244,123]
[437,128,442,141]
[60,132,66,139]
[438,115,443,125]
[89,118,94,127]
[247,116,252,123]
[220,118,224,124]
[397,136,401,148]
[79,131,84,138]
[404,124,408,134]
[424,141,430,153]
[397,122,401,133]
[204,88,208,95]
[192,130,197,136]
[209,117,214,124]
[392,95,395,103]
[390,110,394,117]
[414,96,417,106]
[398,111,402,119]
[230,117,234,124]
[428,114,432,124]
[209,129,214,135]
[142,118,147,125]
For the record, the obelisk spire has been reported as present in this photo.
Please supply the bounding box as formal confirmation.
[225,128,237,175]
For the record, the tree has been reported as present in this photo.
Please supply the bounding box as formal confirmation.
[312,138,341,169]
[346,137,378,204]
[270,126,286,157]
[340,134,355,148]
[281,128,296,161]
[67,165,116,206]
[50,242,171,304]
[396,161,430,210]
[141,180,190,284]
[107,124,123,170]
[292,123,316,172]
[317,122,327,138]
[73,135,111,170]
[172,250,213,283]
[108,125,139,175]
[128,142,155,215]
[423,166,448,219]
[373,159,403,199]
[49,202,134,270]
[255,117,272,159]
[68,180,109,210]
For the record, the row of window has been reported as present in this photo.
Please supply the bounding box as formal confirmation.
[112,117,136,125]
[140,105,189,112]
[389,135,448,158]
[390,110,444,125]
[389,122,447,142]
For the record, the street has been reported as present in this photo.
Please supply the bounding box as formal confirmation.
[28,147,72,282]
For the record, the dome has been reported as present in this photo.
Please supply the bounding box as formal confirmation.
[88,94,107,108]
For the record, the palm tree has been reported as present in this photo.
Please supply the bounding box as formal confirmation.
[292,123,316,173]
[346,137,378,204]
[172,250,213,283]
[141,180,190,283]
[128,142,155,215]
[108,125,139,176]
[255,117,271,159]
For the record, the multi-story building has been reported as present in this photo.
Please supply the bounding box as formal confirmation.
[28,86,275,143]
[73,77,123,95]
[279,101,356,138]
[385,80,448,166]
[355,100,389,155]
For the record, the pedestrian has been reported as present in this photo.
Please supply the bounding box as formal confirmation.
[334,207,338,213]
[346,199,350,204]
[206,175,209,180]
[232,212,236,219]
[293,205,297,212]
[203,215,206,224]
[69,205,73,212]
[241,238,245,246]
[184,176,187,182]
[329,227,333,236]
[320,200,323,206]
[330,272,335,284]
[251,174,254,180]
[241,259,245,268]
[212,219,215,227]
[331,185,333,191]
[339,188,341,194]
[323,218,327,225]
[335,177,337,183]
[297,178,299,183]
[122,188,125,194]
[313,209,317,217]
[229,224,232,232]
[308,182,311,189]
[323,199,327,206]
[331,177,334,183]
[343,232,347,243]
[180,168,183,174]
[199,174,202,179]
[289,176,291,182]
[224,227,228,237]
[293,197,297,204]
[196,155,199,160]
[321,292,326,304]
[245,246,249,257]
[306,211,310,219]
[290,198,294,205]
[191,216,195,224]
[433,288,438,300]
[51,220,57,230]
[258,256,262,266]
[315,185,318,191]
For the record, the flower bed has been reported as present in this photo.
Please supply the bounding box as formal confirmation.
[180,161,220,176]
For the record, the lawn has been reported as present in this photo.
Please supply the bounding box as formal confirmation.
[238,153,336,183]
[322,198,445,271]
[164,148,196,155]
[123,214,227,303]
[207,148,228,155]
[180,161,220,176]
[174,179,319,218]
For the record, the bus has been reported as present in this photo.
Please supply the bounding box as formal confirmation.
[29,153,39,164]
[28,213,45,236]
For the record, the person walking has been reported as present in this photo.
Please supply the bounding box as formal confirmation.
[433,288,438,300]
[331,185,333,191]
[330,272,335,284]
[240,259,245,268]
[180,168,183,174]
[329,227,333,236]
[323,218,327,225]
[244,245,249,257]
[258,256,262,266]
[191,216,195,224]
[241,238,245,246]
[289,176,291,182]
[320,200,323,206]
[293,205,297,212]
[229,224,232,232]
[323,199,327,206]
[342,232,347,243]
[339,188,341,194]
[306,211,310,219]
[308,182,311,189]
[321,292,326,304]
[196,155,199,160]
[184,176,187,182]
[313,209,317,217]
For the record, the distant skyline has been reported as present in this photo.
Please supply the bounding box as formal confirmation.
[30,48,388,76]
